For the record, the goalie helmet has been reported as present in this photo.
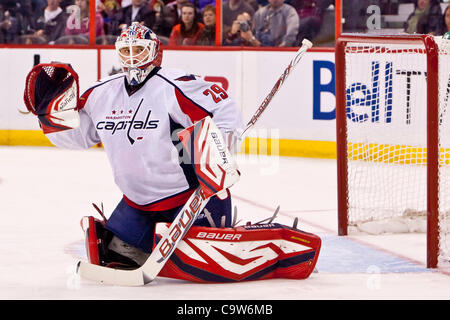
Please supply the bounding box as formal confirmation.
[115,22,161,86]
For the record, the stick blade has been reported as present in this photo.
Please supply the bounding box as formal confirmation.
[76,261,151,286]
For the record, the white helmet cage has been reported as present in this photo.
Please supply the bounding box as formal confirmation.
[115,22,160,86]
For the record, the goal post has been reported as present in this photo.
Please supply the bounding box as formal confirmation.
[335,34,443,268]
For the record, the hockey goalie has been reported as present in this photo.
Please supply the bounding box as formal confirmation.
[23,22,321,284]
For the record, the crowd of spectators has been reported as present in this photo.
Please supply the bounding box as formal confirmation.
[0,0,334,46]
[342,0,450,36]
[404,0,447,35]
[1,0,450,47]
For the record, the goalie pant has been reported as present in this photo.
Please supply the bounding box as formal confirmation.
[83,217,321,282]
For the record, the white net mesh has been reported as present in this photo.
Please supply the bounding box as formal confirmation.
[342,37,450,264]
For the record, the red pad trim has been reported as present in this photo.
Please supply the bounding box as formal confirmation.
[85,217,100,265]
[123,188,196,212]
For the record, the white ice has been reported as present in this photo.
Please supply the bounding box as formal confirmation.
[1,146,450,300]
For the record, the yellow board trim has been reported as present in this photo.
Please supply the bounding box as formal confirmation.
[347,142,450,165]
[241,137,337,158]
[7,130,449,164]
[0,130,53,146]
[0,130,338,159]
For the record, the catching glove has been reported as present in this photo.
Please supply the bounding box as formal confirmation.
[24,62,80,134]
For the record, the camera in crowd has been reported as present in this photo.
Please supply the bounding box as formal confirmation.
[239,20,251,32]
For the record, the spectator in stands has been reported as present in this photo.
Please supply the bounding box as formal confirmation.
[97,0,121,34]
[33,0,68,43]
[168,2,203,45]
[245,0,259,12]
[196,4,215,45]
[342,0,378,33]
[437,5,449,36]
[253,0,299,46]
[256,0,268,8]
[222,0,255,33]
[31,0,47,19]
[0,6,17,43]
[111,0,155,35]
[291,0,328,44]
[147,0,173,37]
[191,0,214,11]
[16,0,37,35]
[60,0,75,10]
[150,0,164,14]
[223,11,260,46]
[0,0,26,43]
[404,0,442,35]
[163,0,189,28]
[65,0,105,37]
[163,0,203,29]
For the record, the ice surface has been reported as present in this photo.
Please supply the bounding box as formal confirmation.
[1,146,450,299]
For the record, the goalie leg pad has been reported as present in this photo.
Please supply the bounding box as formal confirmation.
[155,223,321,282]
[82,216,142,268]
[82,216,103,266]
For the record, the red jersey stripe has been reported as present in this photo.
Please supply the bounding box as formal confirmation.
[174,87,212,123]
[123,187,196,212]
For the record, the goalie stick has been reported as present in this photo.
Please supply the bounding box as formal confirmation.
[241,39,313,138]
[76,39,313,286]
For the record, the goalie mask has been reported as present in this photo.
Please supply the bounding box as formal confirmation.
[115,22,161,86]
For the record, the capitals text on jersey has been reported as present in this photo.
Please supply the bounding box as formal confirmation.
[96,99,159,144]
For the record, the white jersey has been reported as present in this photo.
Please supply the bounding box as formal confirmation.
[46,67,243,211]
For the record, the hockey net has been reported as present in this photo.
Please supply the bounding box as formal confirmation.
[336,35,450,268]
